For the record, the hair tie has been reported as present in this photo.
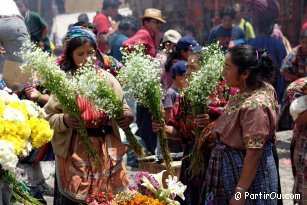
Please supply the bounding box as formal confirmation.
[256,50,259,60]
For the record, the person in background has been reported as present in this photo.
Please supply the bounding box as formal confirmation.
[122,8,166,155]
[109,16,139,62]
[208,6,245,51]
[200,45,279,205]
[159,29,182,89]
[271,23,292,54]
[287,77,307,205]
[15,0,52,54]
[0,0,28,75]
[281,25,307,82]
[163,36,201,89]
[122,8,166,58]
[93,0,121,53]
[45,26,133,204]
[77,13,89,25]
[233,3,255,39]
[161,60,187,153]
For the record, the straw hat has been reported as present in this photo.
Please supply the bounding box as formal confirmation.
[140,8,166,23]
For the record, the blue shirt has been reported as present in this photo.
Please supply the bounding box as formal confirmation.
[247,35,287,103]
[109,32,128,62]
[208,25,245,51]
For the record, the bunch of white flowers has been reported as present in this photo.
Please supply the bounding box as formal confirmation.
[76,56,146,157]
[119,45,173,175]
[0,140,18,172]
[0,90,19,103]
[21,100,46,118]
[141,170,187,205]
[17,43,98,163]
[187,43,224,177]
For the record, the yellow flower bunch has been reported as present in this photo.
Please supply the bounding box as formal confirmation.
[28,117,53,148]
[0,90,53,156]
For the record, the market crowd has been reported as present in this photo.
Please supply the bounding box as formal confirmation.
[0,0,306,204]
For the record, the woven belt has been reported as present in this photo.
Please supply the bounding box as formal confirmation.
[0,14,24,20]
[86,125,112,137]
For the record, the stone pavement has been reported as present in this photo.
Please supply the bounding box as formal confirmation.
[24,130,294,205]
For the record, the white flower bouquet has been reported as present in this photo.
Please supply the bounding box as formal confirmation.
[118,45,173,175]
[75,56,146,158]
[17,43,98,163]
[186,43,224,176]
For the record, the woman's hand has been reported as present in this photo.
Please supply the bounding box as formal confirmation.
[63,114,81,129]
[152,119,165,133]
[195,114,210,128]
[25,83,40,102]
[116,113,134,129]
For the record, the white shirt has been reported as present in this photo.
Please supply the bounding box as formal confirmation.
[0,0,21,16]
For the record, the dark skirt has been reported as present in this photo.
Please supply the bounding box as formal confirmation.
[179,143,208,205]
[202,142,278,205]
[292,125,307,204]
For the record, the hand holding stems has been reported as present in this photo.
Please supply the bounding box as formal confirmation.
[63,114,81,129]
[194,114,210,128]
[25,83,40,101]
[116,112,134,129]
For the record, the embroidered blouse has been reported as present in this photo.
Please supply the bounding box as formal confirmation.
[281,45,307,79]
[214,83,279,149]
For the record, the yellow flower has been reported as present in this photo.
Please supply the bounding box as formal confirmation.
[7,102,29,120]
[0,100,5,115]
[28,117,54,148]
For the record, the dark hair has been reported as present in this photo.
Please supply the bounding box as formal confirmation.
[142,18,152,26]
[72,22,98,35]
[77,13,89,24]
[219,7,236,19]
[61,37,101,72]
[165,48,185,72]
[119,16,139,33]
[102,0,120,9]
[15,0,28,8]
[228,45,275,89]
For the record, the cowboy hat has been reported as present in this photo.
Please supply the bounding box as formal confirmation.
[140,8,166,23]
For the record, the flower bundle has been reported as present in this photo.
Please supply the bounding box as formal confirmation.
[118,45,173,175]
[86,192,115,205]
[75,57,146,158]
[17,43,98,163]
[0,89,53,156]
[186,43,224,177]
[0,89,53,205]
[86,170,186,205]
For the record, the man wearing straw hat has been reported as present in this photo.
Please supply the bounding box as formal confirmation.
[122,8,166,58]
[122,8,166,156]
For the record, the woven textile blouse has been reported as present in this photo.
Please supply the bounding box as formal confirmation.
[213,83,279,150]
[281,45,307,79]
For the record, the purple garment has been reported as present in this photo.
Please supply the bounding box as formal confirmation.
[247,0,279,21]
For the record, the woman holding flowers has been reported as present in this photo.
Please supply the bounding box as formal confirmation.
[201,45,279,205]
[44,26,134,204]
[152,52,233,205]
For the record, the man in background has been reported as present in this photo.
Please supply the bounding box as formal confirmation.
[15,0,51,54]
[93,0,121,53]
[109,16,139,62]
[0,0,28,75]
[233,3,255,39]
[208,6,245,51]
